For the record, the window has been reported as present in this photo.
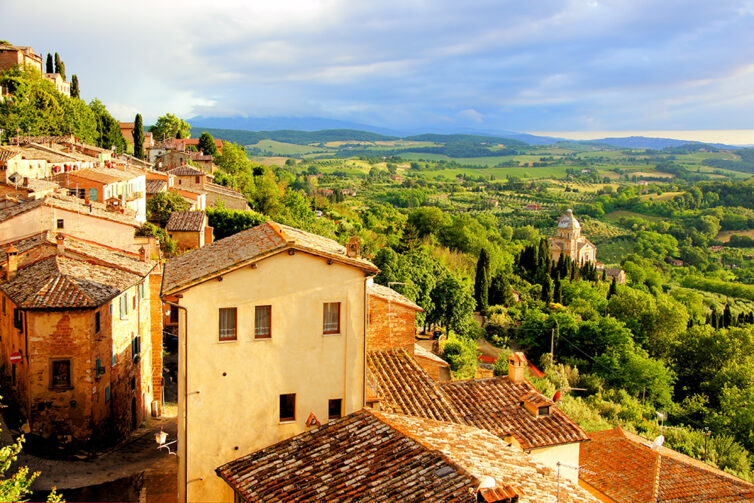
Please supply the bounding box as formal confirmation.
[105,385,110,403]
[195,176,200,184]
[56,219,64,229]
[119,296,127,319]
[2,297,5,315]
[169,306,179,324]
[132,335,141,361]
[94,311,101,333]
[132,293,137,310]
[51,359,71,389]
[279,393,296,422]
[13,308,22,331]
[89,188,98,202]
[219,307,237,341]
[254,305,271,339]
[328,398,342,419]
[323,302,341,334]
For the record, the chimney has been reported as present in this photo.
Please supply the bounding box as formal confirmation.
[346,236,361,259]
[56,233,65,255]
[507,352,527,384]
[6,245,18,281]
[139,246,146,263]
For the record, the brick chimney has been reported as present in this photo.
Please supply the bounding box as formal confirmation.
[6,245,18,281]
[139,246,146,262]
[56,233,65,255]
[346,236,361,259]
[508,352,527,384]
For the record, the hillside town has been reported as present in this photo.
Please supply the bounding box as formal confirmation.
[1,37,754,503]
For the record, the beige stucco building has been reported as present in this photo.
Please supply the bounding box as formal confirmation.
[161,221,378,502]
[549,209,597,266]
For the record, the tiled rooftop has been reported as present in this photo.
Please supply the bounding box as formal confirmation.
[166,211,205,232]
[1,255,143,309]
[368,281,422,311]
[413,343,449,366]
[204,182,246,200]
[439,376,589,450]
[162,220,378,294]
[0,194,140,227]
[145,179,167,194]
[367,349,461,423]
[380,412,598,503]
[167,165,207,177]
[216,409,477,503]
[580,428,754,503]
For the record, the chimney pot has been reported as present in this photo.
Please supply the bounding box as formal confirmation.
[56,233,65,255]
[6,245,18,281]
[508,352,527,384]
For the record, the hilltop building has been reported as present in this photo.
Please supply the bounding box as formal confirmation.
[0,44,43,74]
[165,211,213,250]
[549,209,597,266]
[0,232,161,448]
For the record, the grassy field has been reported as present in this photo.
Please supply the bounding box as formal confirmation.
[717,229,754,242]
[252,139,328,155]
[639,191,684,201]
[420,165,573,179]
[605,210,663,222]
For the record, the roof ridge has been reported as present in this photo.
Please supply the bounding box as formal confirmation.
[265,220,292,243]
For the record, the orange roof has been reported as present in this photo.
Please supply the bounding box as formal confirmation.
[580,428,754,503]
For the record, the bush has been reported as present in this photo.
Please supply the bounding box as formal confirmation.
[441,333,478,379]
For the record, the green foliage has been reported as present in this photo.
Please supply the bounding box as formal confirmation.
[133,113,144,159]
[206,207,266,240]
[442,333,478,379]
[429,273,476,334]
[89,98,126,151]
[146,191,190,226]
[492,348,512,376]
[45,53,53,74]
[136,222,177,255]
[681,275,754,301]
[197,131,218,156]
[149,113,191,140]
[70,74,79,99]
[474,248,491,314]
[54,52,64,80]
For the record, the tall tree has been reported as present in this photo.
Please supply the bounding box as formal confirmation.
[541,274,553,303]
[70,74,79,99]
[53,52,65,80]
[133,113,144,159]
[197,131,218,156]
[45,53,53,73]
[474,248,491,314]
[149,113,190,140]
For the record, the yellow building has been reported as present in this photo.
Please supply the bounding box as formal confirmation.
[161,221,378,502]
[549,209,597,266]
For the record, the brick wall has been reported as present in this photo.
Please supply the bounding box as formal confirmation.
[366,295,416,353]
[149,269,164,403]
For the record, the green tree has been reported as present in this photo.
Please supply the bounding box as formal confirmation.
[89,98,126,151]
[53,52,65,80]
[149,113,190,140]
[541,274,553,303]
[474,248,491,314]
[146,191,190,225]
[206,207,266,239]
[45,53,53,73]
[133,113,144,160]
[69,74,79,99]
[429,273,475,334]
[197,131,219,156]
[442,333,478,379]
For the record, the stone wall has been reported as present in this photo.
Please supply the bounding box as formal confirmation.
[366,295,416,353]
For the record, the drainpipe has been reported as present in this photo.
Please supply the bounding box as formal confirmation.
[164,300,188,503]
[363,277,368,408]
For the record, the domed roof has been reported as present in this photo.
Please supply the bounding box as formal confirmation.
[557,209,581,230]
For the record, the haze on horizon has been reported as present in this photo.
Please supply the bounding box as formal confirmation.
[3,0,754,137]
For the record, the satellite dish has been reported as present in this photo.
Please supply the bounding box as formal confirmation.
[651,435,665,451]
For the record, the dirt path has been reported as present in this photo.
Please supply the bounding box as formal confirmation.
[477,337,503,359]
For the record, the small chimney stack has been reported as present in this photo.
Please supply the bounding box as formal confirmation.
[139,246,146,263]
[346,236,361,259]
[508,352,527,384]
[56,234,65,255]
[6,245,18,281]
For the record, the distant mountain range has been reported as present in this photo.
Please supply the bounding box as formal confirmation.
[188,116,740,149]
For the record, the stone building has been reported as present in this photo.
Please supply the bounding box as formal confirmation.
[0,44,43,74]
[0,232,160,448]
[549,209,597,266]
[167,165,248,211]
[165,211,213,250]
[366,280,421,354]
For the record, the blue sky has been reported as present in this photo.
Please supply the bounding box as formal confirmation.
[3,0,754,134]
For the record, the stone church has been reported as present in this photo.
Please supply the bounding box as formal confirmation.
[549,209,597,265]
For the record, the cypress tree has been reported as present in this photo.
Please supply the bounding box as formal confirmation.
[133,114,145,159]
[607,278,617,299]
[541,275,553,303]
[46,53,53,73]
[723,304,732,328]
[553,275,562,304]
[474,248,491,314]
[54,52,65,79]
[70,75,79,99]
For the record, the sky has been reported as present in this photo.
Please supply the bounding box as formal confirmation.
[3,0,754,138]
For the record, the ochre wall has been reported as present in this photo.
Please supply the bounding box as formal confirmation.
[175,251,368,502]
[528,442,581,483]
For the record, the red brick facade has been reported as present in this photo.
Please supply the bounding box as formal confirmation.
[366,295,417,353]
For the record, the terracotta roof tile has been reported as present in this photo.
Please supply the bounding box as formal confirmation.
[0,194,140,227]
[580,428,754,503]
[379,412,598,503]
[366,349,461,423]
[167,165,208,177]
[368,282,422,311]
[145,179,167,194]
[0,255,143,309]
[166,211,205,232]
[413,343,449,367]
[162,220,378,294]
[216,409,477,502]
[439,377,589,450]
